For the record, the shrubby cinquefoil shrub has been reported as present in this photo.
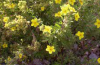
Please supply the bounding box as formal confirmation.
[0,0,100,65]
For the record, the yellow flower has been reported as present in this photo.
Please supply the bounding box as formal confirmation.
[19,53,22,59]
[55,11,62,17]
[7,56,11,61]
[41,7,45,11]
[43,26,52,33]
[11,27,16,31]
[74,12,80,21]
[3,17,9,23]
[79,0,83,5]
[9,3,15,8]
[2,43,8,48]
[69,0,76,5]
[55,0,62,4]
[76,31,84,40]
[46,45,55,54]
[69,7,76,12]
[31,18,39,27]
[97,58,100,63]
[94,19,100,28]
[61,4,70,15]
[4,23,9,28]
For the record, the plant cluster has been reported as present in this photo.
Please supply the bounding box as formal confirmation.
[0,0,100,65]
